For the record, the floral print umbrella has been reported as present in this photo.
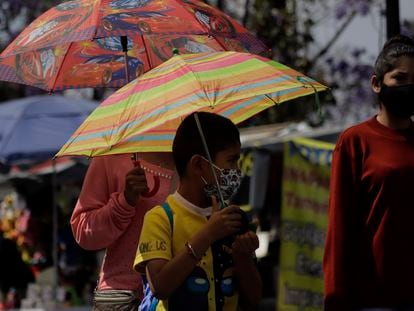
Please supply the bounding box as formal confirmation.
[0,0,268,92]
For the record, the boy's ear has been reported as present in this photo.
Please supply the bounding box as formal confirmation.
[371,74,381,94]
[189,154,205,175]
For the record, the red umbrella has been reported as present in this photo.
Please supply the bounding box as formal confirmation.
[0,0,268,92]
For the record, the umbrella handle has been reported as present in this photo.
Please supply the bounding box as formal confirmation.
[131,153,160,198]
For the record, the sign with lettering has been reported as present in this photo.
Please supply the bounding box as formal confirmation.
[139,240,167,253]
[277,137,334,311]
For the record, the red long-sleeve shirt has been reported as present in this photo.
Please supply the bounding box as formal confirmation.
[71,154,174,291]
[323,116,414,310]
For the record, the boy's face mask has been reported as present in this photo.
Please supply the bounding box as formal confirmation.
[379,83,414,119]
[201,159,242,203]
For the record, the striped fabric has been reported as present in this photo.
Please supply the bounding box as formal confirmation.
[56,51,328,157]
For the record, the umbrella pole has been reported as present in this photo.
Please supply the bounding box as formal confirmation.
[141,35,153,69]
[193,113,226,208]
[121,36,130,83]
[51,158,58,304]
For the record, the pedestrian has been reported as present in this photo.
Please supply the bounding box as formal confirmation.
[71,152,177,310]
[134,112,262,311]
[323,34,414,311]
[0,231,34,309]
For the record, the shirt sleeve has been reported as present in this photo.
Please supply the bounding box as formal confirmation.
[323,132,361,310]
[70,156,136,250]
[133,206,172,273]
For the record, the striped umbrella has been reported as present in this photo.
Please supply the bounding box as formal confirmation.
[56,51,328,157]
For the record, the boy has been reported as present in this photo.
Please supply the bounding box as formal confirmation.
[134,112,262,311]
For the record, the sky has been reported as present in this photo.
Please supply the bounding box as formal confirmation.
[312,0,414,61]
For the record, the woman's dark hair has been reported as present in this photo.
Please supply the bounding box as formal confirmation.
[172,112,240,177]
[374,34,414,84]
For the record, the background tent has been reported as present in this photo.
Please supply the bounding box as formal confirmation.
[0,95,98,165]
[0,94,98,297]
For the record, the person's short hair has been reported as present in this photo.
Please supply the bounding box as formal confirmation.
[374,34,414,83]
[172,112,240,177]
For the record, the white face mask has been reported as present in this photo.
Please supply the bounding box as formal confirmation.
[201,160,242,202]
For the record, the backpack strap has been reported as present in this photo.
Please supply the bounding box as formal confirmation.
[161,202,173,232]
[138,202,174,311]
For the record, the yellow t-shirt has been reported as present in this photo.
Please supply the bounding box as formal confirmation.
[134,194,239,311]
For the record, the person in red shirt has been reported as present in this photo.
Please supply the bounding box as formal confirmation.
[323,34,414,311]
[71,153,176,310]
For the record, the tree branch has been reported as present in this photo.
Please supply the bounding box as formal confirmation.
[242,0,251,27]
[309,10,357,64]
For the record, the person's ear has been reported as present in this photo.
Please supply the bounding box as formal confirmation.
[371,74,381,94]
[189,154,205,176]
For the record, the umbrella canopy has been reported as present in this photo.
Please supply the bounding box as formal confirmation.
[5,157,87,180]
[56,51,328,157]
[0,95,98,165]
[0,0,268,92]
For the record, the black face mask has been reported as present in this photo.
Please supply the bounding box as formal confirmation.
[379,84,414,119]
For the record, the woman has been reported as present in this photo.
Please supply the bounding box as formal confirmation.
[323,35,414,311]
[71,152,177,310]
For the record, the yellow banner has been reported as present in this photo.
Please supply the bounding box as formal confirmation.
[277,137,334,311]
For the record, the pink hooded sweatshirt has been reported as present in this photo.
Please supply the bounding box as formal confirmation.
[71,154,174,293]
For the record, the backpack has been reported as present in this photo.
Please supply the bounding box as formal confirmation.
[139,202,173,311]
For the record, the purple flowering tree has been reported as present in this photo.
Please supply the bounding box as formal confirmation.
[1,0,412,122]
[245,0,383,126]
[209,0,408,127]
[315,1,413,126]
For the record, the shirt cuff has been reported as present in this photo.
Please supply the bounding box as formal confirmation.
[118,191,136,210]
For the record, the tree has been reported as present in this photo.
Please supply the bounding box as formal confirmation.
[208,0,404,127]
[248,0,385,125]
[1,0,413,123]
[386,0,400,38]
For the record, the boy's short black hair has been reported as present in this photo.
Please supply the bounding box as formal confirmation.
[172,112,240,177]
[374,34,414,83]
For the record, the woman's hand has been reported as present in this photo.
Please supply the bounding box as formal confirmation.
[124,166,149,206]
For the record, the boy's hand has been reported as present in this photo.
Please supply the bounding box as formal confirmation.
[124,167,149,206]
[205,196,242,243]
[232,231,259,256]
